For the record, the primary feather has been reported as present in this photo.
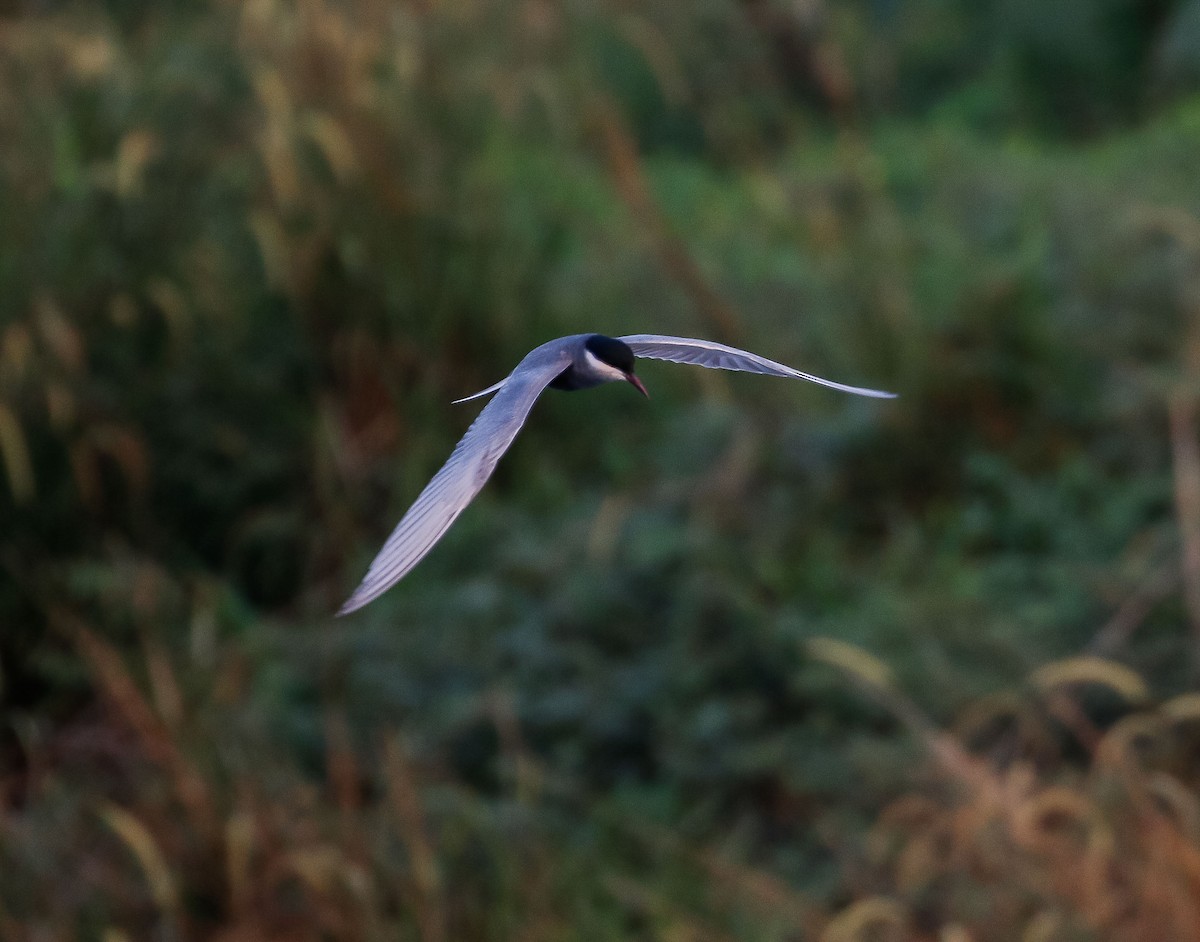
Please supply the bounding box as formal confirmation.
[619,334,896,398]
[337,343,571,614]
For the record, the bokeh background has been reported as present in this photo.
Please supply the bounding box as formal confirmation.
[4,0,1200,938]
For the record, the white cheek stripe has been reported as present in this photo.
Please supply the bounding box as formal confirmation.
[584,349,629,381]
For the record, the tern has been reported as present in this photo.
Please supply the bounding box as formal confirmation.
[338,333,894,614]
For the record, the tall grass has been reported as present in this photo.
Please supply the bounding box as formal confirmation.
[4,0,1200,939]
[5,622,1198,939]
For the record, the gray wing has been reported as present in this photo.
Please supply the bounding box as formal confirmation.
[619,334,896,398]
[338,353,569,615]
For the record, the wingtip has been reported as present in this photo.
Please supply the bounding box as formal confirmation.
[335,590,368,617]
[838,385,898,400]
[337,570,403,615]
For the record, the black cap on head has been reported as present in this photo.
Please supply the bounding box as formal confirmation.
[585,334,635,373]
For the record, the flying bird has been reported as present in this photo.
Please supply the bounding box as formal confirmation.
[338,333,894,614]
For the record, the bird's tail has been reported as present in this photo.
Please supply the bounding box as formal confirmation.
[452,378,507,404]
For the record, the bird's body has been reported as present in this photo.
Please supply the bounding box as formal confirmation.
[549,337,633,391]
[338,333,893,614]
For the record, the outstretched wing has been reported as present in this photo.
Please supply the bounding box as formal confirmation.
[338,353,569,615]
[618,334,896,399]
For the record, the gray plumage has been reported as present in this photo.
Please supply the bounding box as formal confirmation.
[338,333,893,614]
[619,335,896,398]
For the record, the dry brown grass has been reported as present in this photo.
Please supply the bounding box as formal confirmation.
[4,2,1200,940]
[3,620,1198,941]
[808,643,1200,942]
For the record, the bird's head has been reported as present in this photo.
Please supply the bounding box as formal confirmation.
[584,335,648,397]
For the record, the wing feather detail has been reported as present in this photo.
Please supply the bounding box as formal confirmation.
[337,352,569,615]
[618,334,896,399]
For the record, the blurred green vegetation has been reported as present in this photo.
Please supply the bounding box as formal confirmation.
[4,0,1200,938]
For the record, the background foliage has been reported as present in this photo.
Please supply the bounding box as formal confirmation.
[4,0,1200,939]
